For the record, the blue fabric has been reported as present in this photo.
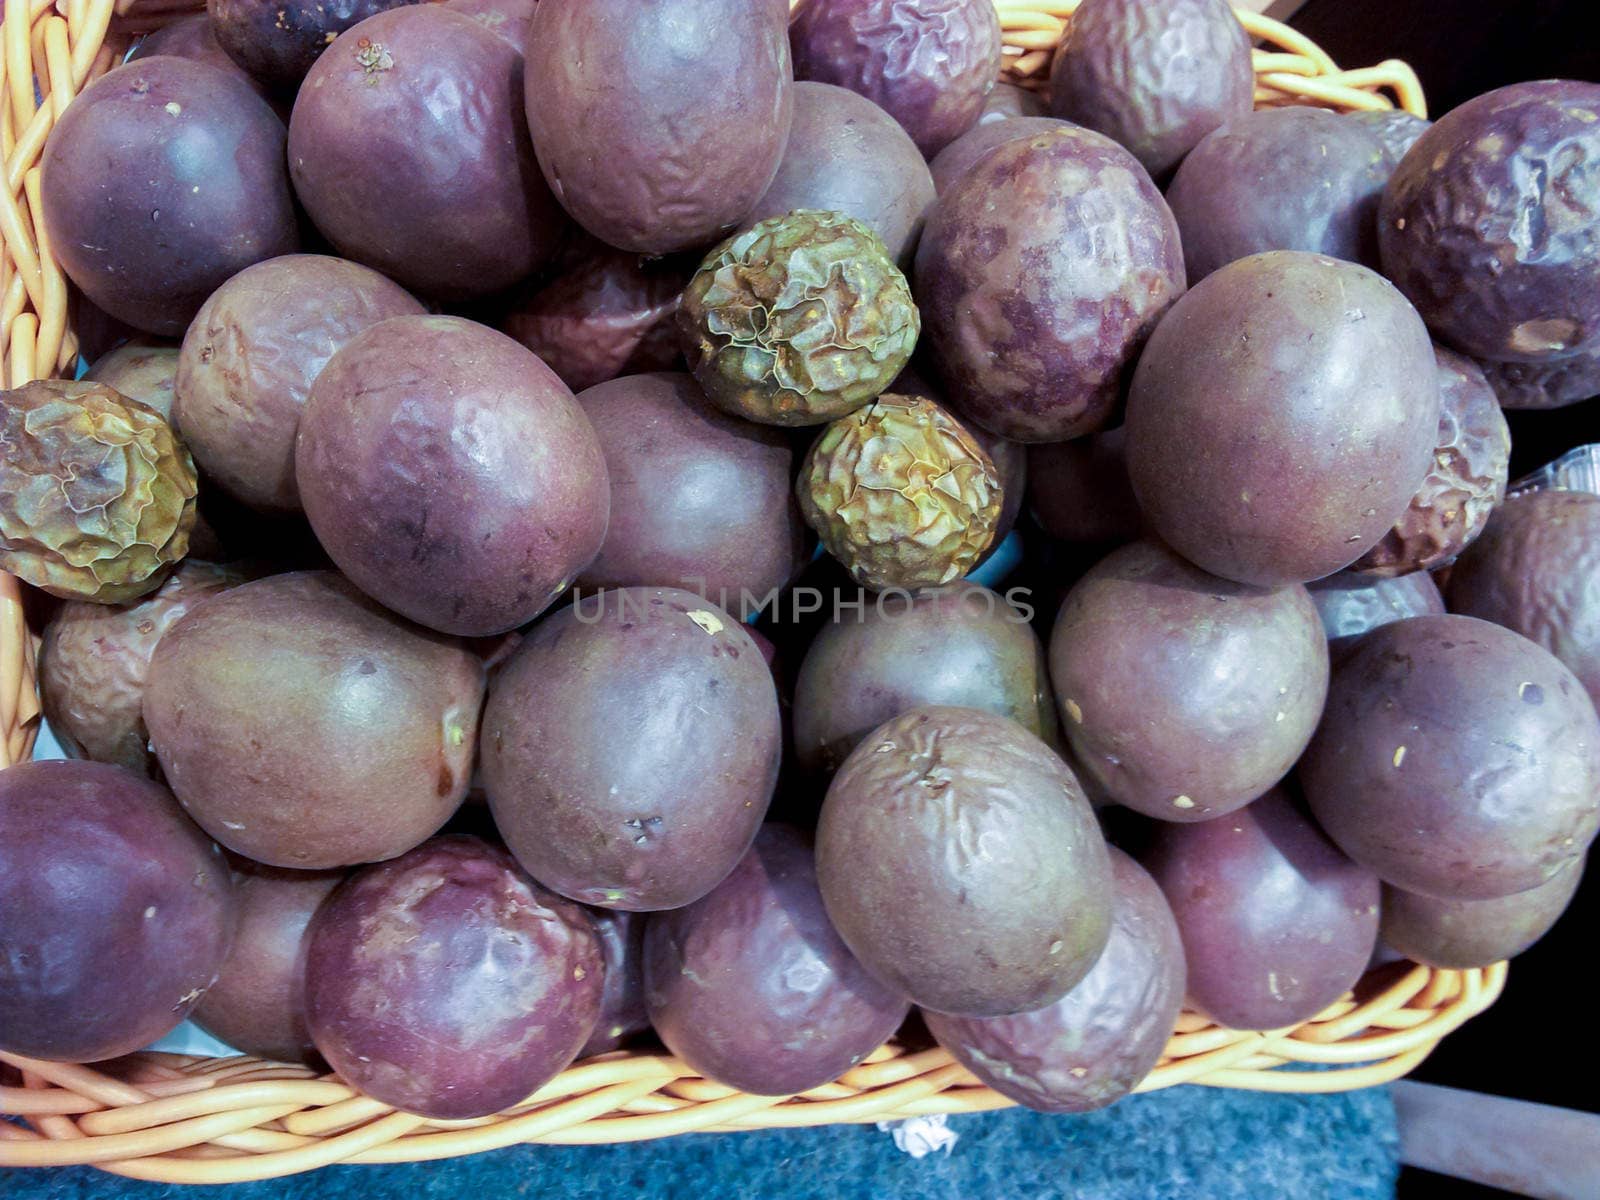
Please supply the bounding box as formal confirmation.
[5,1083,1397,1199]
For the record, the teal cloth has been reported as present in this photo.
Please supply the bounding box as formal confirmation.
[4,1084,1398,1199]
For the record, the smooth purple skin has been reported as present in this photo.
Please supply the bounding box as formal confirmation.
[790,0,1001,158]
[175,254,426,515]
[924,848,1184,1113]
[1165,107,1391,282]
[128,12,274,100]
[644,825,909,1095]
[289,7,564,300]
[192,864,344,1065]
[1445,490,1600,709]
[1048,0,1253,182]
[574,373,807,618]
[927,115,1066,195]
[916,126,1186,444]
[304,836,604,1119]
[793,582,1059,773]
[1049,540,1329,823]
[1350,108,1431,169]
[1308,568,1446,662]
[209,0,421,91]
[746,623,780,672]
[499,248,687,393]
[0,760,236,1062]
[745,81,935,270]
[1480,347,1600,410]
[1381,859,1584,970]
[979,82,1045,124]
[1026,427,1142,547]
[525,0,793,255]
[1298,614,1600,900]
[444,0,537,50]
[40,59,300,336]
[816,705,1114,1018]
[482,587,782,912]
[577,909,648,1058]
[1379,80,1600,363]
[295,315,609,637]
[1143,788,1380,1031]
[1124,251,1440,586]
[143,571,484,869]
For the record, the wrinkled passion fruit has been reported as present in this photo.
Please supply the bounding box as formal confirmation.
[524,0,793,254]
[790,0,1001,157]
[798,393,1001,592]
[679,210,918,427]
[1047,0,1253,180]
[816,705,1113,1017]
[915,125,1185,443]
[39,560,251,776]
[1350,345,1510,577]
[1379,80,1600,362]
[1,380,197,602]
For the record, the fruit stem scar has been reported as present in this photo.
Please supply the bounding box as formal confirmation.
[355,40,394,78]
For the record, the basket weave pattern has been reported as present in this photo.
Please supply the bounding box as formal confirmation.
[1,0,1493,1182]
[0,964,1506,1181]
[993,0,1425,112]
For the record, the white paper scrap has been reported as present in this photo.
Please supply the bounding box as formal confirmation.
[876,1113,958,1158]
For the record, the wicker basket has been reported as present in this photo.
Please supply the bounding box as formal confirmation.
[0,0,1496,1183]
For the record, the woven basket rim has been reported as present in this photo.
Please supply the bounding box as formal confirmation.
[0,0,1481,1182]
[0,962,1508,1179]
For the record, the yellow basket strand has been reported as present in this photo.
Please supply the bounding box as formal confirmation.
[983,0,1422,114]
[0,950,1505,1180]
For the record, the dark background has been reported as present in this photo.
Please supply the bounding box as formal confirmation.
[1293,2,1600,1195]
[1294,0,1600,116]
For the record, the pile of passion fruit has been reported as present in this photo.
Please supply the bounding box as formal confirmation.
[3,0,1598,1123]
